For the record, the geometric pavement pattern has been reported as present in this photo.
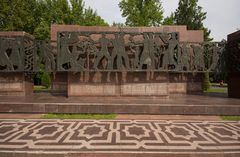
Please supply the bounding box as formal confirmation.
[0,119,239,153]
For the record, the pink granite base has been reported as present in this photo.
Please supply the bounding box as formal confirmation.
[0,73,33,96]
[67,72,203,97]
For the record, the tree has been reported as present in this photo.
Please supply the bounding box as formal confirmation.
[174,0,212,41]
[162,13,174,25]
[0,0,38,33]
[0,0,108,40]
[112,22,125,27]
[119,0,164,26]
[83,7,108,26]
[33,21,50,40]
[69,0,85,24]
[41,71,51,88]
[203,72,211,91]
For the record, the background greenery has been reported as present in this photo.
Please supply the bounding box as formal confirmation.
[0,0,108,40]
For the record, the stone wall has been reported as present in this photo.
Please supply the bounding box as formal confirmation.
[51,24,204,97]
[50,25,204,97]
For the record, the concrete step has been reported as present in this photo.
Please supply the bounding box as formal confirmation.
[0,94,239,115]
[0,102,239,115]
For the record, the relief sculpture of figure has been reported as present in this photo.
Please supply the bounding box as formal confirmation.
[180,43,190,71]
[209,41,226,71]
[39,41,55,71]
[70,34,98,71]
[70,41,86,71]
[112,32,130,70]
[0,39,14,71]
[84,39,98,69]
[93,33,112,70]
[8,38,23,71]
[168,33,178,69]
[191,44,205,71]
[139,33,156,70]
[160,33,178,70]
[129,35,140,69]
[209,43,219,71]
[59,32,79,70]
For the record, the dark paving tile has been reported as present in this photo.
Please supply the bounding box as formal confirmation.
[0,119,239,156]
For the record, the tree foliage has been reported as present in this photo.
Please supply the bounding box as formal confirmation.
[0,0,108,40]
[174,0,212,41]
[203,72,211,90]
[112,22,125,27]
[41,71,51,88]
[119,0,164,26]
[0,0,37,33]
[162,13,174,25]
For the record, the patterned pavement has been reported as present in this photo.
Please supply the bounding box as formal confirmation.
[0,119,239,154]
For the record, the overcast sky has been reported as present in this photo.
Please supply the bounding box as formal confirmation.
[83,0,240,41]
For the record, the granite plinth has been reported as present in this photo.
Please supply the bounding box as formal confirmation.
[0,94,239,115]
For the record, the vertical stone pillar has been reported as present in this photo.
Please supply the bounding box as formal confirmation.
[51,72,68,94]
[227,31,240,98]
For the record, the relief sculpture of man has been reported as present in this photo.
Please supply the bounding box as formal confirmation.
[0,39,14,71]
[111,32,130,70]
[128,34,140,69]
[59,32,79,70]
[70,40,87,71]
[160,33,178,70]
[180,43,190,71]
[93,33,112,70]
[139,33,156,70]
[191,44,205,71]
[9,38,23,71]
[209,41,226,71]
[39,41,55,71]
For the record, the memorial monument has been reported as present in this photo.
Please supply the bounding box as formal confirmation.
[0,25,228,97]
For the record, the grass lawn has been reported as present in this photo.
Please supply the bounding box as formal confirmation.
[211,83,228,87]
[205,88,228,93]
[221,116,240,121]
[41,113,117,120]
[34,85,50,91]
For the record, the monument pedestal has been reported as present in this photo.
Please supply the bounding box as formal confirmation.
[169,73,203,94]
[51,72,68,94]
[67,72,203,97]
[0,72,33,96]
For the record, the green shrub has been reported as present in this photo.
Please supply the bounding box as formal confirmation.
[203,72,211,91]
[41,72,51,88]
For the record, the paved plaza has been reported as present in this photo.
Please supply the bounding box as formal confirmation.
[0,119,239,156]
